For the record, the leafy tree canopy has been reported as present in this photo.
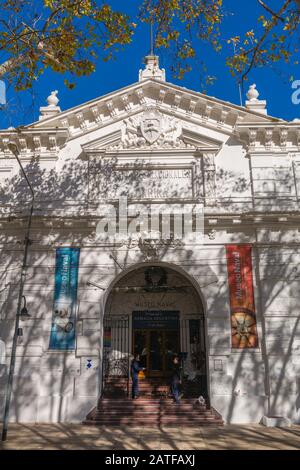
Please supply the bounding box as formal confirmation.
[0,0,299,91]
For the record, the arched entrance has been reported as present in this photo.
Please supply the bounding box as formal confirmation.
[102,263,208,401]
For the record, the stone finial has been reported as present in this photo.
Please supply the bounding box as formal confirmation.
[39,90,61,120]
[246,84,259,101]
[245,83,267,115]
[47,90,59,107]
[139,55,166,82]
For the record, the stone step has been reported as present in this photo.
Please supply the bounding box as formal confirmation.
[104,384,201,391]
[98,399,206,405]
[102,378,203,401]
[103,389,201,397]
[92,413,215,420]
[94,405,212,412]
[84,400,223,426]
[96,405,209,412]
[104,379,202,386]
[84,418,223,426]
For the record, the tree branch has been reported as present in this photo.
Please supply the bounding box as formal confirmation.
[0,55,29,78]
[0,34,66,78]
[257,0,285,21]
[241,0,293,81]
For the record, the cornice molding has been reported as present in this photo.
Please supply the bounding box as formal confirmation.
[0,128,69,158]
[1,81,295,157]
[25,80,277,145]
[236,123,300,153]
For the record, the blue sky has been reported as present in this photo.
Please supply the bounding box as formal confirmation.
[0,0,299,128]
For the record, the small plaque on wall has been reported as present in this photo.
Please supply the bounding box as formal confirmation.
[214,359,223,371]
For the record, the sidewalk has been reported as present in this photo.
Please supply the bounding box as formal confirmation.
[0,424,300,450]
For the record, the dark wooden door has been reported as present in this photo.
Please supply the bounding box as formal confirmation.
[133,329,179,377]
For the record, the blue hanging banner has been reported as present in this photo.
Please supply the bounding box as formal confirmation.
[49,247,80,350]
[0,81,6,105]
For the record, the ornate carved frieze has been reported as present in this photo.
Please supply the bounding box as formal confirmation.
[76,112,87,130]
[171,94,181,111]
[201,103,213,121]
[91,106,103,125]
[108,107,194,150]
[18,138,27,152]
[217,109,228,128]
[135,89,146,105]
[138,236,183,261]
[279,127,288,149]
[0,130,68,158]
[106,100,117,118]
[158,89,166,104]
[49,136,57,152]
[187,99,197,115]
[249,128,258,150]
[60,117,70,129]
[33,136,41,152]
[81,230,184,256]
[2,138,10,155]
[121,95,132,113]
[118,232,183,261]
[264,128,273,150]
[236,124,300,153]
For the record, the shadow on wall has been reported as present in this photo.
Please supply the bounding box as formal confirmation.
[0,155,299,423]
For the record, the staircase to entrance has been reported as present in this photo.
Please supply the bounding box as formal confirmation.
[83,377,223,426]
[101,376,207,398]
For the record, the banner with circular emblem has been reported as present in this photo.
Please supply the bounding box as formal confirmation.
[226,244,259,349]
[49,247,80,350]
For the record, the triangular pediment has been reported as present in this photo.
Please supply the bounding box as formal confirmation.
[29,79,280,149]
[80,107,226,155]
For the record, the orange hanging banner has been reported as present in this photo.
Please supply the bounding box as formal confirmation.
[226,245,259,349]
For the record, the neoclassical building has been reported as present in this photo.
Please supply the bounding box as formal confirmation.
[0,56,300,425]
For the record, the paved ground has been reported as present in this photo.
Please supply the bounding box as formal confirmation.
[0,424,300,450]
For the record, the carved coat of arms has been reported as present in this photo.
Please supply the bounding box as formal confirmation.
[109,106,194,150]
[140,109,162,144]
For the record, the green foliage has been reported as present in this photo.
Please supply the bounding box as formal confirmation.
[0,1,135,90]
[0,1,300,90]
[139,0,223,82]
[226,0,300,82]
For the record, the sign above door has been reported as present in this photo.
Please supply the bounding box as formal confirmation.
[132,310,179,330]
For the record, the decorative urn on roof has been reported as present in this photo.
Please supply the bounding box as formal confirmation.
[47,90,59,107]
[246,84,259,101]
[245,83,267,115]
[39,90,61,120]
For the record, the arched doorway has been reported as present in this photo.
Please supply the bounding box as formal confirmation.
[102,263,208,400]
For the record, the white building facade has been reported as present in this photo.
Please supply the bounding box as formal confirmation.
[0,57,300,425]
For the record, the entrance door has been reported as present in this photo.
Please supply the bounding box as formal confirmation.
[132,310,180,377]
[133,329,180,377]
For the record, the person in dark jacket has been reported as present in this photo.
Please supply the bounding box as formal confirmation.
[131,353,145,399]
[170,355,182,404]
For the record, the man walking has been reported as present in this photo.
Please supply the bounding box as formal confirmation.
[131,353,145,399]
